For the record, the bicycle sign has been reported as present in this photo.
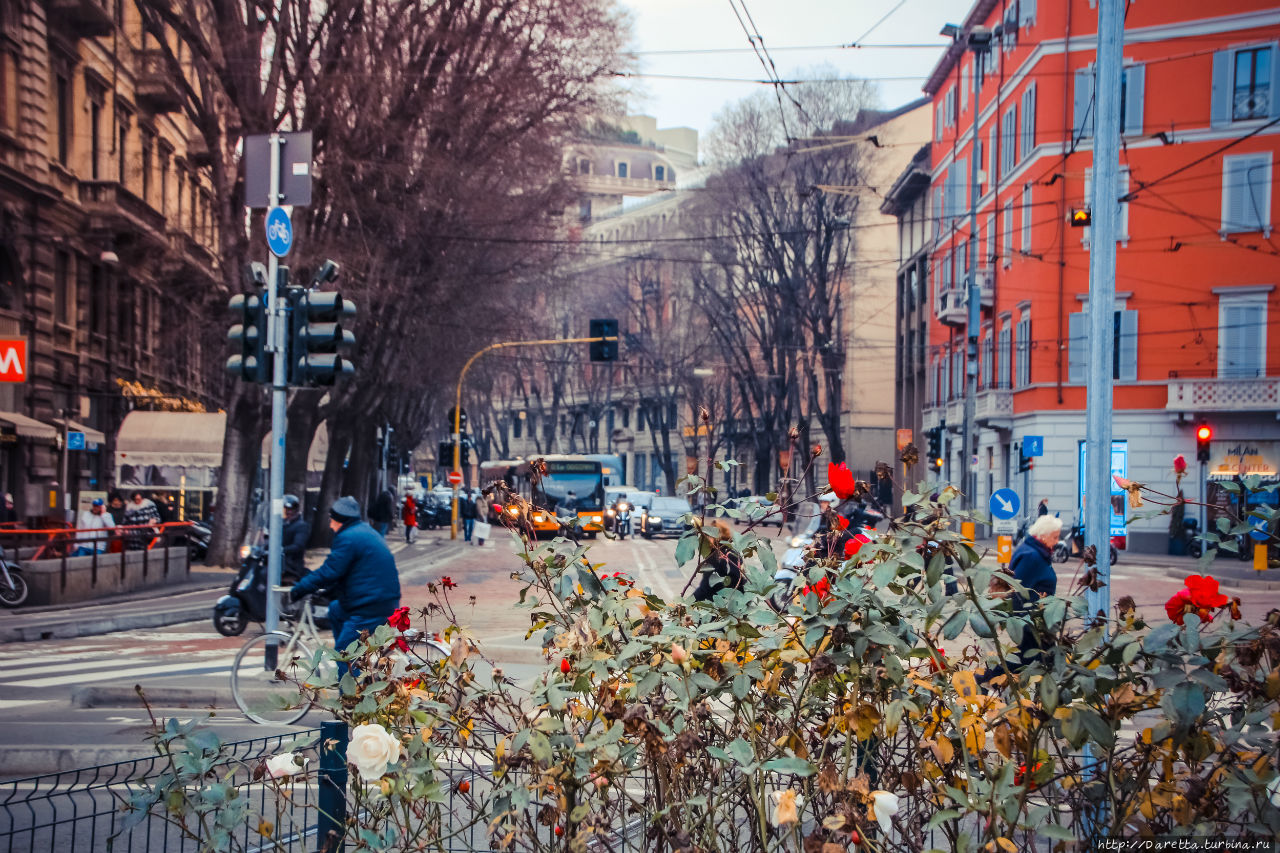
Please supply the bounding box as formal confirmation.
[265,207,293,257]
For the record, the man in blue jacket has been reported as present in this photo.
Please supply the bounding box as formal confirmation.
[289,496,401,676]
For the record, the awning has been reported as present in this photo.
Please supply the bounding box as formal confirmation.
[0,411,57,441]
[116,411,227,468]
[52,418,106,446]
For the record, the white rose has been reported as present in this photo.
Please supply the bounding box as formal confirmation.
[869,790,899,836]
[348,723,403,781]
[265,752,306,779]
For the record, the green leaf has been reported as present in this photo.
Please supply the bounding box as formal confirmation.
[1039,825,1076,841]
[942,608,969,640]
[1043,597,1067,632]
[732,673,749,700]
[674,534,697,568]
[186,729,221,754]
[727,738,754,768]
[1039,675,1059,713]
[761,757,814,777]
[546,683,567,712]
[757,545,777,576]
[1143,621,1179,652]
[872,560,896,589]
[577,566,604,597]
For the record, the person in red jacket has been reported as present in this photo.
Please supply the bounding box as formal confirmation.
[401,493,418,544]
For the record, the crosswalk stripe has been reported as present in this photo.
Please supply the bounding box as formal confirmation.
[8,659,235,689]
[0,656,158,676]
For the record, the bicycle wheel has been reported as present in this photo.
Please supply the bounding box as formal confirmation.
[231,632,317,725]
[0,569,27,607]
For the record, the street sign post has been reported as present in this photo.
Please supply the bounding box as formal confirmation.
[266,208,293,258]
[989,488,1021,520]
[244,132,313,208]
[0,339,26,382]
[447,470,463,486]
[1022,435,1044,457]
[992,518,1017,535]
[896,428,912,451]
[67,431,85,451]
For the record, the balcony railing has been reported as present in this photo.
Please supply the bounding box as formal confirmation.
[575,173,672,195]
[1166,373,1278,413]
[135,50,183,114]
[936,287,966,326]
[48,0,113,38]
[975,387,1012,426]
[78,180,167,242]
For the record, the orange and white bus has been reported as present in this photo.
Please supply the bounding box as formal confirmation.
[477,455,613,538]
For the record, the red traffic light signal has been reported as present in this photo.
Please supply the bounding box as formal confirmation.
[1196,423,1212,462]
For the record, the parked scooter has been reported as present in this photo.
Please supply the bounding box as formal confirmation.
[186,519,213,561]
[212,542,325,636]
[0,545,28,608]
[1053,520,1118,566]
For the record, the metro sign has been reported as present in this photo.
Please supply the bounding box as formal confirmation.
[0,339,26,382]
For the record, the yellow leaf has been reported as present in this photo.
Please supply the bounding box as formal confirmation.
[996,837,1018,853]
[1053,707,1073,720]
[257,820,274,837]
[994,724,1012,759]
[964,725,986,754]
[1172,794,1192,825]
[951,670,980,701]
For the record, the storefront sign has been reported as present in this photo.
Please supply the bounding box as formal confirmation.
[0,339,27,382]
[1206,441,1279,481]
[1078,440,1128,537]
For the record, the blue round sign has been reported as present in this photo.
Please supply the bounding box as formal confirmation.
[265,207,293,257]
[989,488,1021,520]
[1250,516,1270,542]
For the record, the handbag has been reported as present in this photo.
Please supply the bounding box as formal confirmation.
[408,526,418,544]
[473,521,492,542]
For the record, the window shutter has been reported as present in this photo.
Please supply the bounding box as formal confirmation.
[954,158,967,219]
[1020,0,1036,26]
[1123,64,1144,135]
[1271,44,1280,120]
[987,124,997,187]
[1223,155,1268,232]
[1210,50,1231,127]
[1022,184,1032,251]
[1221,304,1263,377]
[1073,66,1095,140]
[941,353,950,399]
[985,213,995,262]
[1117,309,1138,381]
[998,327,1011,388]
[1021,83,1036,159]
[1067,311,1087,384]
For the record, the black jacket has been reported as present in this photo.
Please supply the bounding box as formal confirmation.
[282,515,310,580]
[291,520,400,616]
[369,490,394,524]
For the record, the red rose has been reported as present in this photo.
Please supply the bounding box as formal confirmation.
[843,532,871,559]
[928,648,946,673]
[1173,454,1187,475]
[560,658,571,674]
[801,576,831,601]
[394,636,410,653]
[441,576,457,590]
[388,606,411,631]
[827,462,857,501]
[1165,574,1230,625]
[834,515,850,531]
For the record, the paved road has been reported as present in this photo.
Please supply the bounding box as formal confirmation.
[0,526,1273,777]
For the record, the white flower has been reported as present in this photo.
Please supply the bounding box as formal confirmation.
[348,723,403,781]
[1267,776,1280,809]
[265,752,306,779]
[869,790,899,836]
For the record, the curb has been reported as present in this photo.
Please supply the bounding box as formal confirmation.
[0,746,160,779]
[71,685,235,709]
[0,605,210,644]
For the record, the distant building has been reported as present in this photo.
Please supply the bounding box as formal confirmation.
[896,0,1280,552]
[565,115,697,223]
[0,0,220,519]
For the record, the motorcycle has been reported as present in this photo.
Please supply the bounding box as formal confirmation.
[212,542,327,636]
[186,519,212,561]
[0,545,28,608]
[614,501,632,539]
[1053,521,1118,566]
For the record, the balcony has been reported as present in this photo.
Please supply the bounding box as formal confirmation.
[185,134,212,167]
[936,287,966,326]
[48,0,113,38]
[163,228,218,275]
[975,263,994,308]
[1166,372,1279,413]
[975,387,1013,429]
[78,181,167,244]
[135,50,183,114]
[575,173,672,197]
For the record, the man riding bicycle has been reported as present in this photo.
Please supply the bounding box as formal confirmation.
[288,496,400,676]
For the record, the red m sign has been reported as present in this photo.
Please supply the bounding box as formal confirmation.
[0,339,28,382]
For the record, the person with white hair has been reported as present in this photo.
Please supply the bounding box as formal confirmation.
[1008,514,1064,667]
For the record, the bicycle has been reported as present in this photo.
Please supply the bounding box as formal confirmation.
[231,589,450,725]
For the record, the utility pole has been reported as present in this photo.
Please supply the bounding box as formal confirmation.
[1085,0,1124,622]
[263,134,288,664]
[962,27,992,522]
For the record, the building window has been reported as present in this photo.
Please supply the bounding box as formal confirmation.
[616,161,628,178]
[54,251,72,326]
[1021,183,1032,252]
[981,331,993,389]
[1015,314,1031,387]
[1074,63,1146,138]
[1001,201,1013,266]
[1068,307,1138,382]
[1000,106,1017,177]
[1218,289,1269,378]
[654,164,665,181]
[1082,167,1131,245]
[140,130,153,203]
[1222,152,1272,235]
[578,158,590,175]
[117,110,131,188]
[940,352,950,401]
[578,199,591,221]
[117,280,133,346]
[985,213,995,263]
[952,347,964,396]
[1229,46,1273,122]
[54,71,72,166]
[159,144,171,216]
[0,51,14,133]
[89,264,107,336]
[1019,82,1036,161]
[960,63,969,113]
[998,322,1011,389]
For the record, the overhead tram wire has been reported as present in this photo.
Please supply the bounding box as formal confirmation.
[724,0,803,139]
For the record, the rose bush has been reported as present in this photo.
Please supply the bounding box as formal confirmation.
[129,476,1280,851]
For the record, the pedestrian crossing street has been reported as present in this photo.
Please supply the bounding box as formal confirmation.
[0,634,242,691]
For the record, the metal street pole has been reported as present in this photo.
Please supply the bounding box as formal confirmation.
[962,30,989,520]
[263,133,287,660]
[1085,0,1124,622]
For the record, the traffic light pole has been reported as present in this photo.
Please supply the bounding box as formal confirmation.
[450,334,618,539]
[263,134,287,659]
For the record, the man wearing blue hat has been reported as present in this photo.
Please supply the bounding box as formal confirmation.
[75,498,115,556]
[289,496,401,675]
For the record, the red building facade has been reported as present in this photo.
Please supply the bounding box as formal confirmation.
[915,0,1280,552]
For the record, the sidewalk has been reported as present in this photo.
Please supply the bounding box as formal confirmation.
[0,535,468,644]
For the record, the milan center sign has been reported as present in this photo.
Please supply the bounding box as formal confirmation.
[0,339,26,382]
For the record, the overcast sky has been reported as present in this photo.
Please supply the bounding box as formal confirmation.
[619,0,960,141]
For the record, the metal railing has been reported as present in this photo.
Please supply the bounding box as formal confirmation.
[0,522,196,597]
[0,729,320,853]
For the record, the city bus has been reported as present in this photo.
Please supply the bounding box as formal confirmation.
[477,455,610,538]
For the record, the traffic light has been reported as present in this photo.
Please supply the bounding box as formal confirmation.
[447,407,468,432]
[438,441,455,465]
[1070,207,1092,227]
[287,288,356,386]
[1196,423,1212,462]
[589,318,619,362]
[226,286,267,382]
[1018,449,1034,473]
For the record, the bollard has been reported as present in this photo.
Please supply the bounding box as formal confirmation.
[316,719,349,853]
[1255,542,1268,572]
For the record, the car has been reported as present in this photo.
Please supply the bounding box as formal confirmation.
[640,496,693,538]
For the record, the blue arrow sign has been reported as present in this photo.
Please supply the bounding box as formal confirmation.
[265,207,293,257]
[1022,435,1044,457]
[990,487,1021,520]
[1250,516,1270,542]
[67,431,85,451]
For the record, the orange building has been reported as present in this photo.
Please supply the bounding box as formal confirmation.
[896,0,1280,552]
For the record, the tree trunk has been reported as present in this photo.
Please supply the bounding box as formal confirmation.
[208,387,266,565]
[311,416,353,547]
[284,394,323,501]
[343,419,378,508]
